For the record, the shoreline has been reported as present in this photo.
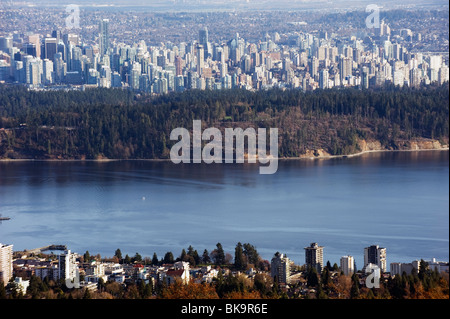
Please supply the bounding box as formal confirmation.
[0,147,448,163]
[284,147,450,161]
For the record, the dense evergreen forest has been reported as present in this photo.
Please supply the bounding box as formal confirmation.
[0,84,448,160]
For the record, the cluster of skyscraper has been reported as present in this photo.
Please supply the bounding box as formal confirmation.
[0,19,448,92]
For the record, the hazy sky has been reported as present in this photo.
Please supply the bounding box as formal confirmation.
[4,0,449,11]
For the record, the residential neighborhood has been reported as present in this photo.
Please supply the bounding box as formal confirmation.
[1,242,448,299]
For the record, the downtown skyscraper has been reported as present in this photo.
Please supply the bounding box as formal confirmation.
[99,19,110,57]
[199,26,209,58]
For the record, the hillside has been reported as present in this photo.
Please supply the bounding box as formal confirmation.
[0,84,448,160]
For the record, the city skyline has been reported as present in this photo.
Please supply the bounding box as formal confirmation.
[0,3,448,303]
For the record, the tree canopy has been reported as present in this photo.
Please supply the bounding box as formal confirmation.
[0,84,448,160]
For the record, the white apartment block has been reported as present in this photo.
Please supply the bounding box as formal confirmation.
[340,255,355,276]
[427,258,449,274]
[390,260,420,277]
[58,250,78,281]
[0,243,13,286]
[271,252,292,285]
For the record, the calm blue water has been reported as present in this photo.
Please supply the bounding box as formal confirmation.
[0,151,448,269]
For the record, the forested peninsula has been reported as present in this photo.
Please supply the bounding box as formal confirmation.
[0,84,448,160]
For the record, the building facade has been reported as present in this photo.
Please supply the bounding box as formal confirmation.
[270,252,291,285]
[340,255,355,276]
[0,243,13,285]
[364,245,387,272]
[304,243,324,273]
[390,260,420,277]
[58,250,78,281]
